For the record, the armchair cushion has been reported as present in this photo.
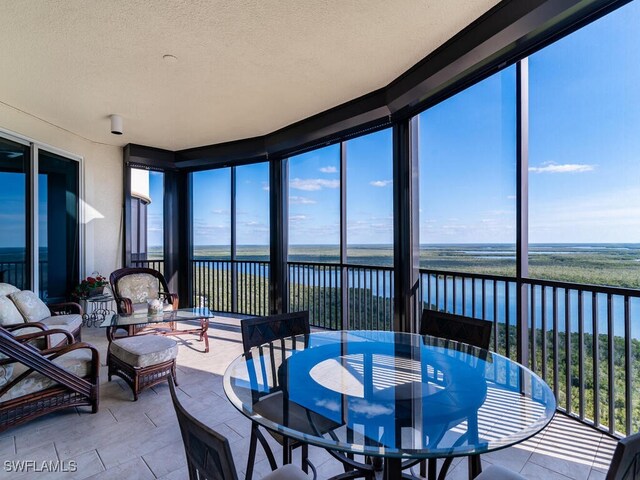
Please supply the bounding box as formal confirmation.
[40,314,83,334]
[0,296,24,326]
[117,273,160,304]
[109,335,178,368]
[9,291,51,323]
[0,283,19,297]
[9,326,68,351]
[0,348,93,401]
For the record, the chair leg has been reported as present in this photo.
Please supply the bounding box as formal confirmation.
[301,443,308,473]
[468,455,481,479]
[172,362,178,386]
[246,426,258,480]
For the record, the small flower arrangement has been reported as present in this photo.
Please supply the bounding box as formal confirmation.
[72,272,109,299]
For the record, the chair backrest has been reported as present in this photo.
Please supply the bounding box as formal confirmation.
[169,375,238,480]
[420,309,492,351]
[607,432,640,480]
[240,311,310,353]
[110,267,172,309]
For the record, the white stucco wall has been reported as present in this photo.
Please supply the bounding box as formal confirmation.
[0,103,123,279]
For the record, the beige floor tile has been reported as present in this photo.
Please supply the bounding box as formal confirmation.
[0,434,16,456]
[84,457,155,480]
[141,442,187,478]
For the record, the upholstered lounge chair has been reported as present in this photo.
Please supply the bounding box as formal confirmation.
[0,328,99,431]
[0,283,83,348]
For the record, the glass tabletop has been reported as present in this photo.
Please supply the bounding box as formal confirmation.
[99,307,215,327]
[223,330,556,460]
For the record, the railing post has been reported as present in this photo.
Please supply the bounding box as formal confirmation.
[269,157,288,314]
[516,58,530,365]
[230,167,238,312]
[392,118,420,333]
[340,143,349,330]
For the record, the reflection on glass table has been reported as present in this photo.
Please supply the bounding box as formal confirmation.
[100,307,215,353]
[224,330,556,479]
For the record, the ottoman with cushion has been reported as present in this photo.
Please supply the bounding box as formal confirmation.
[108,334,178,400]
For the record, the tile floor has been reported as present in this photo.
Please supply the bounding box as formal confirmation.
[0,317,618,479]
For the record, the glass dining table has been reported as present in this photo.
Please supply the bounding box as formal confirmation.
[223,330,556,479]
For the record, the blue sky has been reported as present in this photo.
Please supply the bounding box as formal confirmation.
[288,129,393,248]
[419,0,640,244]
[147,171,164,248]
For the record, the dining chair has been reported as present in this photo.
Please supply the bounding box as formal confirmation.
[408,309,493,479]
[419,308,493,350]
[475,430,640,479]
[168,375,308,480]
[241,311,316,480]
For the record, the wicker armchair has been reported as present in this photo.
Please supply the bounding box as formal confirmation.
[110,267,178,316]
[0,328,99,432]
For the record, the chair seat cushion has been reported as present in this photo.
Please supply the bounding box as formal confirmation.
[109,335,178,368]
[0,348,93,401]
[7,326,69,350]
[474,465,527,480]
[40,314,82,333]
[263,464,308,480]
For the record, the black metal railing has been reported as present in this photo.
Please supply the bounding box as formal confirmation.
[289,262,341,329]
[0,260,48,298]
[288,262,394,330]
[418,267,640,438]
[130,258,165,275]
[0,260,27,290]
[191,259,269,316]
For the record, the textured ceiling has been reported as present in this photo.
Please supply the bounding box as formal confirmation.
[0,0,500,150]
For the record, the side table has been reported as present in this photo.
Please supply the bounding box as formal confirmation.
[82,294,115,327]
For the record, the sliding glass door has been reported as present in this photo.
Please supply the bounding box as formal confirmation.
[0,132,80,300]
[0,137,29,290]
[38,150,79,302]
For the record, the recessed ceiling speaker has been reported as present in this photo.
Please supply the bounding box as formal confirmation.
[110,114,123,135]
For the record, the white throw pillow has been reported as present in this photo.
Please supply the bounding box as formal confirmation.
[0,296,25,326]
[8,291,51,323]
[0,283,19,297]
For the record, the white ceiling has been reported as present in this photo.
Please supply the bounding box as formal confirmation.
[0,0,500,151]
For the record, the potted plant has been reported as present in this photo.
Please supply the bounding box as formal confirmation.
[72,273,110,300]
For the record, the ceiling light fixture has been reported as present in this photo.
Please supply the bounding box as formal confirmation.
[110,114,123,135]
[163,54,178,63]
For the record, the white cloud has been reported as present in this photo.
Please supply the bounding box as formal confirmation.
[315,399,341,412]
[262,182,269,191]
[289,215,308,223]
[290,178,339,191]
[211,209,229,215]
[319,166,337,174]
[290,196,316,205]
[529,163,595,174]
[370,180,392,187]
[350,399,393,418]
